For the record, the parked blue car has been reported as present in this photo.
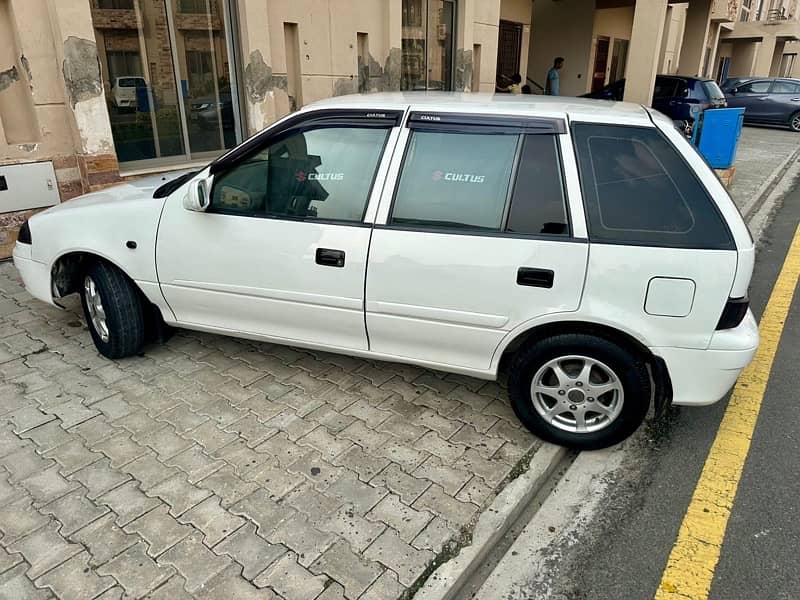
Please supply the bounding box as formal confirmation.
[582,75,727,123]
[722,77,800,132]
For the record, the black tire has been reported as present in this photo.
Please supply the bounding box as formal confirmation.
[79,260,146,359]
[790,111,800,132]
[508,333,650,450]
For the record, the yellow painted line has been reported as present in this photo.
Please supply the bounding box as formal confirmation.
[655,224,800,600]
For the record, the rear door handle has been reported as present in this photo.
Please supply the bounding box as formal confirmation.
[315,248,345,267]
[517,267,554,289]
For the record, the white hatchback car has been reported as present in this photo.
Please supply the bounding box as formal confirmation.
[13,93,759,450]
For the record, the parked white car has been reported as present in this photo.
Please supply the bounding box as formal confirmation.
[111,76,147,111]
[13,93,759,449]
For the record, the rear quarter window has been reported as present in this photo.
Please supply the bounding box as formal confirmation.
[702,80,725,100]
[571,123,734,250]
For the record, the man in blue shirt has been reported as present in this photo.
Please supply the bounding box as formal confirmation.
[545,57,564,96]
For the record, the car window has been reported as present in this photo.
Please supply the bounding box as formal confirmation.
[653,78,677,99]
[391,131,518,231]
[571,123,733,250]
[770,80,800,94]
[674,80,689,98]
[119,77,144,88]
[506,135,569,236]
[737,80,771,93]
[210,126,389,222]
[702,80,725,100]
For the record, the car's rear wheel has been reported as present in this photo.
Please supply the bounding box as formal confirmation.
[508,334,651,450]
[790,111,800,132]
[80,260,146,359]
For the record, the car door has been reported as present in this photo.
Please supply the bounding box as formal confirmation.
[156,109,402,351]
[651,77,678,119]
[725,79,772,121]
[761,79,800,123]
[365,112,589,372]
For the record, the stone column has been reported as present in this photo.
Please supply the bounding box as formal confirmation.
[705,22,722,78]
[385,0,402,91]
[770,40,787,76]
[43,0,119,190]
[624,0,668,105]
[679,0,713,76]
[753,34,778,76]
[237,0,276,135]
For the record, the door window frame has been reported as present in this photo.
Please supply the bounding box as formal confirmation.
[204,109,405,227]
[374,112,585,241]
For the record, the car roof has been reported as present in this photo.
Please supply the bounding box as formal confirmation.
[300,92,652,125]
[657,74,718,83]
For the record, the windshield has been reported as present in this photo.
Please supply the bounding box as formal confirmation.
[119,78,145,88]
[702,80,725,100]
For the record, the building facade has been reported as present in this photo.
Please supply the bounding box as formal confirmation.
[0,0,793,259]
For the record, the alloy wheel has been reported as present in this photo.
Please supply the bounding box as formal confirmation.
[530,355,624,434]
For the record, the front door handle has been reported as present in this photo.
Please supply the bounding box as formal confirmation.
[517,267,554,288]
[316,248,345,267]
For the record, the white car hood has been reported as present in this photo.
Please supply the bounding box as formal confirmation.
[42,169,195,215]
[27,168,197,271]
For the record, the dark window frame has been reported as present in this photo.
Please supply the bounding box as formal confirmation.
[206,112,400,226]
[384,116,573,240]
[570,122,735,250]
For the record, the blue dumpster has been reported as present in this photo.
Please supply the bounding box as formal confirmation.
[691,107,745,169]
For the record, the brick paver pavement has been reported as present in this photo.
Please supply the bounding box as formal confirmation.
[0,261,538,599]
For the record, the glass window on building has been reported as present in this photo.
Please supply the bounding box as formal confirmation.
[91,0,240,169]
[402,0,456,91]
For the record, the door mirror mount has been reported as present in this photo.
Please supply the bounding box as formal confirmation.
[184,176,212,212]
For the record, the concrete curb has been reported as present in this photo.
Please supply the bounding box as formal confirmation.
[741,141,800,220]
[413,443,567,600]
[472,446,627,600]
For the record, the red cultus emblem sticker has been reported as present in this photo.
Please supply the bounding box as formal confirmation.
[295,171,307,182]
[432,170,443,182]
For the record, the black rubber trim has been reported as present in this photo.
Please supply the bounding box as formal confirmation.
[373,223,587,242]
[209,109,403,175]
[408,111,567,134]
[153,170,199,198]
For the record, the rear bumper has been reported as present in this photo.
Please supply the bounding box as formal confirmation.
[12,244,55,306]
[651,309,759,406]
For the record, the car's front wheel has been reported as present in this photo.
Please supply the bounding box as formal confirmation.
[80,260,146,359]
[508,334,651,450]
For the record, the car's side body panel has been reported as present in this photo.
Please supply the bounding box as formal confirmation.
[12,94,758,414]
[366,230,589,370]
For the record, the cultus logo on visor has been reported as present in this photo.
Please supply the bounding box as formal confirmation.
[432,170,486,183]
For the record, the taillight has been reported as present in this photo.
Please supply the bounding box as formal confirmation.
[716,296,749,330]
[17,221,31,245]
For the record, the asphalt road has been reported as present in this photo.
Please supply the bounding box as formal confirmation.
[542,174,800,600]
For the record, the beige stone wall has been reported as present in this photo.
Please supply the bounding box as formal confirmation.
[0,0,119,259]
